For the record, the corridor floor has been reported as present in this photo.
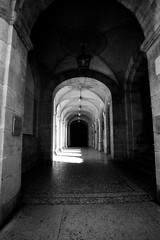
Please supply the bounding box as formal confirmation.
[1,148,160,240]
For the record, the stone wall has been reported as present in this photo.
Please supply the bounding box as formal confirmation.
[0,19,28,226]
[146,32,160,201]
[22,60,41,173]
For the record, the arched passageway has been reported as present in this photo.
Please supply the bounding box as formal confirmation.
[70,120,88,147]
[1,0,160,228]
[52,77,113,157]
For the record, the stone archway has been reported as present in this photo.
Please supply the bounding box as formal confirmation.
[0,0,160,227]
[51,77,113,158]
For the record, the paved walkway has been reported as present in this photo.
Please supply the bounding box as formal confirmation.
[0,148,160,240]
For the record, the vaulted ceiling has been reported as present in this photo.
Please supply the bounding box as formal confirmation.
[29,0,144,87]
[22,0,145,124]
[54,77,111,123]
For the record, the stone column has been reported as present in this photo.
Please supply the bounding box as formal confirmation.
[98,118,103,151]
[92,123,95,148]
[52,110,57,155]
[103,112,107,154]
[68,125,71,147]
[141,25,160,202]
[61,120,65,150]
[56,116,60,153]
[95,121,98,150]
[0,9,31,225]
[65,123,67,148]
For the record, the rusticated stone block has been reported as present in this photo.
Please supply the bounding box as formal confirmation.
[154,115,160,133]
[154,133,160,151]
[0,18,8,43]
[0,39,7,63]
[151,95,160,116]
[2,153,21,179]
[0,61,5,85]
[2,130,22,157]
[155,151,160,170]
[150,76,160,97]
[1,175,13,202]
[155,55,160,76]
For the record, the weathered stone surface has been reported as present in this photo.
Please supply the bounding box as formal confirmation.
[155,151,160,170]
[0,40,7,63]
[0,18,8,43]
[151,94,160,115]
[155,55,160,76]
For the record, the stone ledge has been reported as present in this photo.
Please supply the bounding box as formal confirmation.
[14,14,33,51]
[141,25,160,52]
[0,190,21,228]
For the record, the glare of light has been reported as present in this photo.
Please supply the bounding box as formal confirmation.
[53,156,83,163]
[53,148,83,163]
[57,152,82,157]
[63,149,81,153]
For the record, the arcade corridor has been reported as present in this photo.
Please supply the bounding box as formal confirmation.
[1,0,160,235]
[0,148,160,239]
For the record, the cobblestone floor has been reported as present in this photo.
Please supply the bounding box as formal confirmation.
[0,148,160,240]
[22,148,154,204]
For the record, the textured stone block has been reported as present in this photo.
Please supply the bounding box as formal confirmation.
[2,153,21,179]
[155,151,160,170]
[3,108,13,132]
[0,18,8,43]
[0,83,3,110]
[155,55,160,76]
[0,61,5,85]
[150,76,160,97]
[154,115,160,133]
[5,86,24,114]
[151,94,160,115]
[1,175,13,202]
[10,47,21,75]
[5,87,16,110]
[1,130,22,158]
[8,69,25,98]
[0,39,7,63]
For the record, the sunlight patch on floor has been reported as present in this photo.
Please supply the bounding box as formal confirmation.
[53,148,83,163]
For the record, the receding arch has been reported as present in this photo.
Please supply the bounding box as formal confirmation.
[52,77,113,157]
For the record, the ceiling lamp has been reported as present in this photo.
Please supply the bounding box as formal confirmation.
[79,105,82,111]
[76,42,91,71]
[79,95,82,102]
[79,88,82,102]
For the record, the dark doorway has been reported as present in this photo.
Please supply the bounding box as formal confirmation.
[70,120,88,147]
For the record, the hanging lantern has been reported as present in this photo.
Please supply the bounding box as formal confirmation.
[76,42,91,71]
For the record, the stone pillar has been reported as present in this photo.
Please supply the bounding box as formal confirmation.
[68,125,71,147]
[0,10,31,225]
[103,112,107,154]
[56,116,60,153]
[63,122,66,148]
[52,110,56,155]
[94,121,98,150]
[98,119,103,151]
[92,123,95,148]
[61,120,65,150]
[141,26,160,202]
